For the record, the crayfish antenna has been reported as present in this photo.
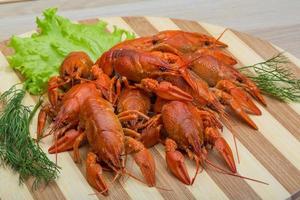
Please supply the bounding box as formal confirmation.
[191,156,203,185]
[120,153,172,192]
[233,134,240,164]
[78,77,93,84]
[55,133,58,165]
[205,159,268,185]
[38,123,59,141]
[109,172,121,187]
[216,28,229,44]
[113,152,150,186]
[88,189,109,196]
[123,168,172,191]
[154,185,173,192]
[48,78,71,91]
[225,127,240,166]
[120,153,133,184]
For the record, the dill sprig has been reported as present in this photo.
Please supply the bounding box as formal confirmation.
[239,53,300,101]
[0,85,60,188]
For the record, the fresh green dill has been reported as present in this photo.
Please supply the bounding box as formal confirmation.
[239,53,300,101]
[0,85,60,189]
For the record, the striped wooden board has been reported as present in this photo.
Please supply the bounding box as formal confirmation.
[1,16,300,200]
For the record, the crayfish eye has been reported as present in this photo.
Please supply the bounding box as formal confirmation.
[204,41,210,46]
[159,66,167,72]
[152,40,158,45]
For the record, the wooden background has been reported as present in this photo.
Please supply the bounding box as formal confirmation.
[0,0,300,59]
[1,16,300,200]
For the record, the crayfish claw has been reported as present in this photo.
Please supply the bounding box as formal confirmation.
[215,137,237,173]
[205,128,237,173]
[86,152,109,196]
[48,129,82,154]
[138,78,193,102]
[212,88,258,129]
[37,105,50,140]
[165,138,191,185]
[125,136,156,186]
[248,86,267,106]
[231,87,261,115]
[216,80,261,115]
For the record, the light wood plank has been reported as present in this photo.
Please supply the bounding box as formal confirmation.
[0,168,34,200]
[146,17,180,31]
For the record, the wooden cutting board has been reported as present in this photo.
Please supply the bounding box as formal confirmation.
[1,16,300,200]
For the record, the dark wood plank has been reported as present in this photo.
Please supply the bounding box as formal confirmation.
[26,179,66,200]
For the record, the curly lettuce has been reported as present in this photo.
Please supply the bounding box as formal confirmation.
[7,8,135,94]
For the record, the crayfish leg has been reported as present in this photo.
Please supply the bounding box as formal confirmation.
[138,114,162,148]
[238,77,267,106]
[123,128,141,139]
[118,110,149,124]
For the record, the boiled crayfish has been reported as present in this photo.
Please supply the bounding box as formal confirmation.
[37,30,267,195]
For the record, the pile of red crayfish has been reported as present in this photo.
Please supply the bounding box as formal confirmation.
[37,30,266,195]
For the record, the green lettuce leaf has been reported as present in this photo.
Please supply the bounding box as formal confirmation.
[7,8,135,95]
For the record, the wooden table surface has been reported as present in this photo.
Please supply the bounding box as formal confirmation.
[0,0,300,58]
